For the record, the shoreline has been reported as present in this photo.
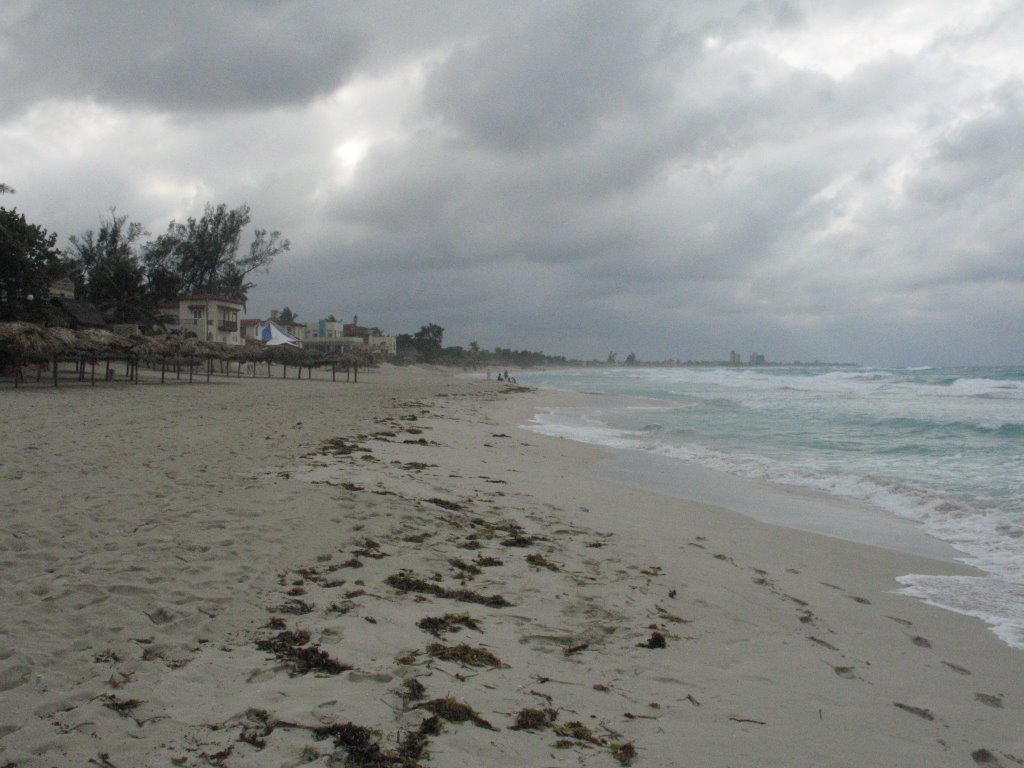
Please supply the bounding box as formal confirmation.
[1,368,1019,766]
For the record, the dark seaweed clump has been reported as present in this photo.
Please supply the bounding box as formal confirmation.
[255,629,353,676]
[385,572,511,608]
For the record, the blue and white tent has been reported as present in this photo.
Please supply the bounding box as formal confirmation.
[258,321,301,346]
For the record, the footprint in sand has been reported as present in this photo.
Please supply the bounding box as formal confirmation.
[832,665,858,679]
[910,635,932,648]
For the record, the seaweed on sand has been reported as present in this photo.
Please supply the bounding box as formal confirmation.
[255,629,353,676]
[101,694,143,717]
[639,631,667,649]
[416,613,482,638]
[273,715,439,767]
[552,721,605,745]
[385,572,511,608]
[510,707,558,731]
[525,553,560,571]
[500,535,537,548]
[417,697,497,731]
[426,642,508,668]
[448,557,482,578]
[611,741,638,766]
[397,677,427,705]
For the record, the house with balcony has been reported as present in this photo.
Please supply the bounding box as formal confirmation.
[159,294,243,346]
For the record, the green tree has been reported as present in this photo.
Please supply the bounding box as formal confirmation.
[413,323,444,361]
[0,184,14,195]
[278,306,297,323]
[625,352,637,365]
[67,210,153,323]
[143,202,289,304]
[0,207,63,322]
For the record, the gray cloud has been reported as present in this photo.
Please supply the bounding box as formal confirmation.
[2,0,1022,366]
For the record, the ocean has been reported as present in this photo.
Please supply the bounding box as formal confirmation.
[515,365,1024,649]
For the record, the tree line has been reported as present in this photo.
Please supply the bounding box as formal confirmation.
[395,324,570,367]
[0,191,288,325]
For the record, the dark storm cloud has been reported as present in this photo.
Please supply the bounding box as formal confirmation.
[1,1,363,112]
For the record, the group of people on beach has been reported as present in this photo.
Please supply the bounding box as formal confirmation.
[488,369,516,383]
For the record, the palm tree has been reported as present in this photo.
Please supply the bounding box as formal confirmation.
[0,184,14,195]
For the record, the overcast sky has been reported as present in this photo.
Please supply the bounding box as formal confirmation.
[3,1,1022,366]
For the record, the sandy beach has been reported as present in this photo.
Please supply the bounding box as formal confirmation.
[0,365,1020,767]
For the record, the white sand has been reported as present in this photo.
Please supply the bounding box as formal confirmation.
[0,365,1020,767]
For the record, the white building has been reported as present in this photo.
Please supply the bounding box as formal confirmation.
[159,294,243,346]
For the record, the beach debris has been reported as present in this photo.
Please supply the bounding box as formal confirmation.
[255,629,352,676]
[639,632,667,649]
[416,613,482,638]
[510,707,558,730]
[397,677,427,705]
[500,534,537,548]
[611,741,638,766]
[893,702,934,720]
[238,708,273,748]
[353,538,388,559]
[552,721,604,745]
[832,666,857,679]
[474,554,503,567]
[655,605,690,624]
[418,697,497,730]
[729,716,767,725]
[448,557,482,578]
[277,598,314,615]
[525,552,560,571]
[974,693,1003,708]
[100,694,142,717]
[385,572,511,607]
[563,643,589,656]
[318,438,373,457]
[426,642,508,668]
[942,661,972,675]
[911,635,932,648]
[970,748,1001,765]
[807,636,840,651]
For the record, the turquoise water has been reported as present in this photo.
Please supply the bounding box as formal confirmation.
[517,366,1024,648]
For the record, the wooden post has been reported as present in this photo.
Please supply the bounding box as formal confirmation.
[91,358,96,385]
[14,356,19,388]
[189,357,194,383]
[160,355,166,384]
[353,362,358,383]
[332,363,336,382]
[206,358,211,383]
[52,355,58,387]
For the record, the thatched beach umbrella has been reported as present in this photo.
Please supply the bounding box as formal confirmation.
[0,322,61,387]
[77,328,133,382]
[237,338,266,377]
